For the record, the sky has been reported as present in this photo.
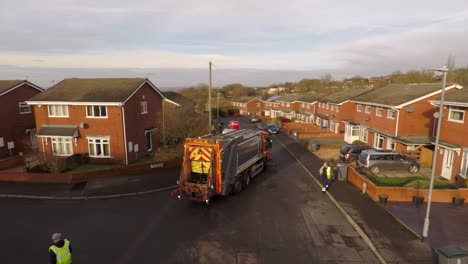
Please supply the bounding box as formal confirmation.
[1,0,468,88]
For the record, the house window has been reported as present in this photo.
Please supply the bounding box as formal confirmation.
[448,106,464,123]
[360,127,368,143]
[302,103,305,108]
[460,148,468,178]
[88,137,110,157]
[374,134,384,149]
[19,102,31,114]
[141,101,148,114]
[387,138,395,150]
[256,103,260,107]
[51,138,73,156]
[387,109,396,119]
[323,120,329,128]
[306,105,310,109]
[357,104,362,112]
[376,107,383,117]
[351,126,359,136]
[281,102,284,106]
[335,106,340,112]
[286,103,290,107]
[86,105,107,118]
[330,122,339,133]
[365,106,371,114]
[326,103,329,110]
[48,105,69,117]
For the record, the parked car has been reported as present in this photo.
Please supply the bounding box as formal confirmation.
[228,120,240,130]
[265,124,280,135]
[339,145,373,163]
[232,113,240,118]
[251,116,260,123]
[357,149,420,174]
[280,117,291,123]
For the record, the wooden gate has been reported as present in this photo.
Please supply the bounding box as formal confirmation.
[420,146,434,167]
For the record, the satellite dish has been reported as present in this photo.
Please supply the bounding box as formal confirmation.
[433,112,440,118]
[364,116,370,121]
[406,107,414,113]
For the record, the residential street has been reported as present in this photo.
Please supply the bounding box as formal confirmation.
[0,118,433,263]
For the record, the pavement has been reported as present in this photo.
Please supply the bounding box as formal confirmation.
[2,120,467,262]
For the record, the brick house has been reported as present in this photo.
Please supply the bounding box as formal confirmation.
[263,95,281,118]
[0,80,43,158]
[294,94,323,123]
[269,94,304,119]
[345,83,462,161]
[315,89,370,133]
[27,78,170,165]
[430,88,468,184]
[231,97,264,116]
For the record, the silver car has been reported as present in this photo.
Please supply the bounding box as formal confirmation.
[357,149,420,174]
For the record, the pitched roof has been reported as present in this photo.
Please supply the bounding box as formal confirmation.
[275,94,303,102]
[320,89,370,104]
[297,94,324,103]
[0,80,43,96]
[28,78,161,103]
[232,96,259,103]
[352,83,447,107]
[162,91,191,106]
[435,87,468,105]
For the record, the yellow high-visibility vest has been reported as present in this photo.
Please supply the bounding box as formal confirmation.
[49,239,72,264]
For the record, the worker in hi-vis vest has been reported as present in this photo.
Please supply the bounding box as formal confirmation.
[49,233,72,264]
[319,162,333,193]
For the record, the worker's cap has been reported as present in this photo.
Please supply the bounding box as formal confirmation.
[51,233,63,241]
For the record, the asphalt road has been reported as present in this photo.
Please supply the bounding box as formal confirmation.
[1,118,380,263]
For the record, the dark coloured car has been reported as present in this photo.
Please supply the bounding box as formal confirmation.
[339,145,373,163]
[358,149,420,174]
[265,124,280,135]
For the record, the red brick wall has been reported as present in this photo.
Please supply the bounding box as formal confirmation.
[123,83,163,163]
[352,104,397,136]
[348,166,468,203]
[33,104,126,163]
[246,98,264,116]
[0,84,42,158]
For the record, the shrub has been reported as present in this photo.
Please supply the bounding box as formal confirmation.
[351,140,366,146]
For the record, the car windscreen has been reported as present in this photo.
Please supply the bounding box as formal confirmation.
[340,145,351,154]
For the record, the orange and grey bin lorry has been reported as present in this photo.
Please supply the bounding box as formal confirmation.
[171,129,272,204]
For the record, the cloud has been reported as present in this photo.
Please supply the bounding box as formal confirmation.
[1,0,468,86]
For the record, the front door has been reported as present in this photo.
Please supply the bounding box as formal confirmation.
[441,149,454,180]
[146,131,152,151]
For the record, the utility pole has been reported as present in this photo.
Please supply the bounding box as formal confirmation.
[208,61,212,133]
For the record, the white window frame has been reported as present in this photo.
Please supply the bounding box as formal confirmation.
[376,107,383,117]
[460,148,468,179]
[374,134,384,149]
[306,104,310,109]
[48,105,69,117]
[387,109,396,119]
[448,106,464,123]
[51,137,73,156]
[86,105,108,118]
[326,103,329,110]
[88,137,111,158]
[141,101,148,114]
[365,105,371,114]
[302,103,305,108]
[323,120,329,128]
[286,103,290,107]
[386,138,395,150]
[19,102,31,114]
[360,127,368,143]
[357,104,362,112]
[330,122,337,133]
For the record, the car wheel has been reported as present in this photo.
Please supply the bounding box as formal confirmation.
[408,165,419,173]
[370,166,380,174]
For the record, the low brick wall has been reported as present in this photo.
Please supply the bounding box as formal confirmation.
[0,160,181,184]
[347,166,468,203]
[282,123,323,134]
[0,156,23,170]
[298,133,343,140]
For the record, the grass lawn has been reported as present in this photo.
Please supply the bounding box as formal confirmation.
[65,164,123,174]
[368,176,456,189]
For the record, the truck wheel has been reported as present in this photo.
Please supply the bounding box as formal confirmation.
[370,166,380,174]
[233,179,243,194]
[243,171,251,188]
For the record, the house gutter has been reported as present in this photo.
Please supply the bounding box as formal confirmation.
[395,109,400,137]
[121,105,128,165]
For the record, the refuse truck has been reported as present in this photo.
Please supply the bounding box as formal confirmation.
[172,129,272,204]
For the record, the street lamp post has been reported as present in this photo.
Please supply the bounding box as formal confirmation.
[217,91,220,123]
[422,65,448,240]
